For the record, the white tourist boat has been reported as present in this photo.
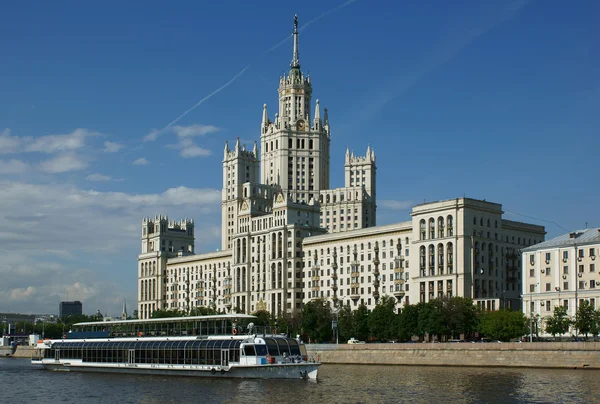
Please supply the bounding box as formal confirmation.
[31,314,319,379]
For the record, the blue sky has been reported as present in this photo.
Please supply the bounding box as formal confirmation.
[1,0,598,316]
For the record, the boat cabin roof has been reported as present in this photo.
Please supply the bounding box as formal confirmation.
[74,314,256,327]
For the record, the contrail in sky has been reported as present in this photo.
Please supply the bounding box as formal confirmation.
[161,65,250,130]
[153,0,360,136]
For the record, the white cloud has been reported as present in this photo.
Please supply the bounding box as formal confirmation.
[0,159,29,174]
[171,124,220,138]
[86,173,112,182]
[168,137,212,158]
[132,157,149,165]
[103,141,124,153]
[0,128,24,154]
[143,128,160,142]
[25,128,96,154]
[39,153,88,173]
[379,200,413,210]
[0,180,222,315]
[144,123,220,144]
[181,146,211,158]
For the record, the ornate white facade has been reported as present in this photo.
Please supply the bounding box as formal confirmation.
[136,16,545,319]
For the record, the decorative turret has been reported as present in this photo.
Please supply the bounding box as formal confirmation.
[224,140,229,158]
[261,104,269,133]
[313,99,321,130]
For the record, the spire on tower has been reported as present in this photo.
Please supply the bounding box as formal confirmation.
[291,15,300,69]
[345,147,350,163]
[253,140,258,157]
[262,103,268,127]
[324,107,329,125]
[314,99,321,128]
[235,137,240,151]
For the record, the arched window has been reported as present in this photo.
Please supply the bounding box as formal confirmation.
[420,219,426,240]
[429,218,435,239]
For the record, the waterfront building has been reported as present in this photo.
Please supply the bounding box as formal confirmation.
[522,228,600,335]
[136,16,545,319]
[303,198,545,312]
[59,301,82,318]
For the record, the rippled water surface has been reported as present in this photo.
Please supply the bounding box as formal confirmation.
[2,358,599,403]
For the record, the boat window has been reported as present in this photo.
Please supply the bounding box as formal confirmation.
[287,338,301,355]
[255,344,268,356]
[244,345,256,356]
[264,338,280,356]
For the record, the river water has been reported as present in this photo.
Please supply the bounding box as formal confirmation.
[1,358,598,403]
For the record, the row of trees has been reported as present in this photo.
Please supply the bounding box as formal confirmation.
[544,300,600,339]
[148,297,534,342]
[301,296,529,343]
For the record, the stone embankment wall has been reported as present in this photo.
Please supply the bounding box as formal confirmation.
[12,346,35,358]
[306,342,600,369]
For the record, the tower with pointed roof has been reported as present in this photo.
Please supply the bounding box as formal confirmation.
[221,138,260,250]
[260,15,331,204]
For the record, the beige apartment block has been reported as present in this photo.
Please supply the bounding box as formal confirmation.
[522,228,600,337]
[136,17,545,319]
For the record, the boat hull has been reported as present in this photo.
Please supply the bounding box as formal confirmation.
[33,360,319,379]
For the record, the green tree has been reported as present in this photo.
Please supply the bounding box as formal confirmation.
[337,305,354,342]
[575,300,596,339]
[480,310,528,341]
[397,303,421,341]
[353,303,370,341]
[275,313,301,337]
[444,297,479,339]
[591,310,600,337]
[368,296,397,341]
[151,309,186,318]
[189,306,217,316]
[251,310,271,327]
[419,299,447,341]
[301,298,332,343]
[544,305,571,339]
